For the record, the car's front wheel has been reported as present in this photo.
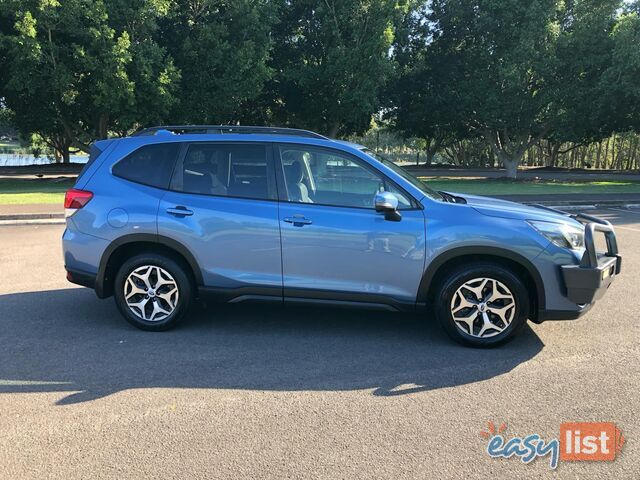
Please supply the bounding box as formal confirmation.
[114,253,193,331]
[434,263,530,347]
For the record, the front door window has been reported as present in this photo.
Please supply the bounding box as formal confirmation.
[278,146,412,209]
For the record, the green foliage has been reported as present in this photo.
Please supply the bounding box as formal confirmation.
[0,0,179,160]
[601,8,640,134]
[389,0,639,176]
[104,0,180,134]
[0,0,638,171]
[551,0,631,142]
[266,0,398,137]
[391,0,563,176]
[161,0,275,124]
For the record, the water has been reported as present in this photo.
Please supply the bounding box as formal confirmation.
[0,154,88,167]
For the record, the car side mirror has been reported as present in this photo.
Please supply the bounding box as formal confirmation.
[374,191,401,222]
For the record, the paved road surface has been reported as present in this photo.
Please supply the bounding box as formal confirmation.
[0,210,638,479]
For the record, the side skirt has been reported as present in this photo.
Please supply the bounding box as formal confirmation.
[197,286,417,312]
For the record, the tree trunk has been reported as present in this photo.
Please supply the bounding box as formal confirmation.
[610,134,617,169]
[425,150,435,167]
[628,136,638,171]
[60,147,70,164]
[98,113,109,139]
[503,158,518,178]
[481,130,527,178]
[327,121,340,138]
[550,143,560,168]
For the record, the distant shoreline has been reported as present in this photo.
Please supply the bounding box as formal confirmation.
[0,154,88,168]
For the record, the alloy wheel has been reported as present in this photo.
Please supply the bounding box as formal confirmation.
[124,265,179,322]
[450,277,516,338]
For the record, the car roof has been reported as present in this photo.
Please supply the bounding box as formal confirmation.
[110,127,370,155]
[133,125,327,139]
[331,139,367,150]
[123,125,368,151]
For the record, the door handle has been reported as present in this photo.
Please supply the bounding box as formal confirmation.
[283,215,312,226]
[166,206,194,217]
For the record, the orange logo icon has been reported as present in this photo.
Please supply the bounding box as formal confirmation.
[560,422,625,462]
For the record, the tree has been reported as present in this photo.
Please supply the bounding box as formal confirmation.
[102,0,181,135]
[549,0,634,146]
[161,0,275,125]
[0,0,179,161]
[392,0,637,177]
[387,1,464,165]
[266,0,398,137]
[598,5,640,134]
[426,0,565,177]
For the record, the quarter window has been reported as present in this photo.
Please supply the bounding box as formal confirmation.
[278,146,413,209]
[112,143,180,189]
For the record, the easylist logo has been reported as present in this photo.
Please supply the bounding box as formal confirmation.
[482,421,625,469]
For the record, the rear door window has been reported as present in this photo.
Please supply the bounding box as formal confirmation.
[112,143,181,189]
[172,143,275,200]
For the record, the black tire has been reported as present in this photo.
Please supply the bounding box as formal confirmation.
[434,262,529,347]
[114,253,193,331]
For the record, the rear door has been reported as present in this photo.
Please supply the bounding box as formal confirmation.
[158,142,282,298]
[275,144,426,307]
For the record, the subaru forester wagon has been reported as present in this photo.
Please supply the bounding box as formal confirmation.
[63,125,621,347]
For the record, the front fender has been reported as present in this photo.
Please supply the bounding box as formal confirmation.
[418,202,549,315]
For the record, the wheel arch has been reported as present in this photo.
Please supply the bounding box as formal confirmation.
[419,246,545,321]
[96,234,203,298]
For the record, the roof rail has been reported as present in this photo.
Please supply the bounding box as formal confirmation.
[132,125,327,139]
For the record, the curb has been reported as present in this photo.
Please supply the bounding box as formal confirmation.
[0,212,65,226]
[0,212,64,221]
[0,217,65,226]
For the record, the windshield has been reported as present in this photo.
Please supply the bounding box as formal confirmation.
[362,149,444,201]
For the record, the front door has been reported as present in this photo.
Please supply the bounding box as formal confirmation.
[276,144,426,306]
[158,142,282,298]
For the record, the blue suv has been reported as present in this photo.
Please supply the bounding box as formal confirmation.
[62,126,621,346]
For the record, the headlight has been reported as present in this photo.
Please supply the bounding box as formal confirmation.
[527,220,584,250]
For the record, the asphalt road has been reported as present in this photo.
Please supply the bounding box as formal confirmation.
[0,209,638,479]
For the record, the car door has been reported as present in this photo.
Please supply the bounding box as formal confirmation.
[158,142,282,298]
[276,144,426,307]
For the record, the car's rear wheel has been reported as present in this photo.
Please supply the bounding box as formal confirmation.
[434,263,529,347]
[114,253,192,331]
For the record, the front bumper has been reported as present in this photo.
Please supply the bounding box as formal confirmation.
[529,208,622,322]
[561,254,621,304]
[560,212,621,305]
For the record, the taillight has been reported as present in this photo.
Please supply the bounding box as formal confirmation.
[64,188,93,217]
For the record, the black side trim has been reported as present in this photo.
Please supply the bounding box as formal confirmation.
[417,246,546,318]
[198,285,283,303]
[284,297,399,312]
[96,233,203,298]
[199,285,415,312]
[536,305,592,322]
[65,267,97,290]
[284,287,416,312]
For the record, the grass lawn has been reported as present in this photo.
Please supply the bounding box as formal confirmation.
[0,141,22,151]
[0,176,639,205]
[420,178,640,196]
[0,177,74,204]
